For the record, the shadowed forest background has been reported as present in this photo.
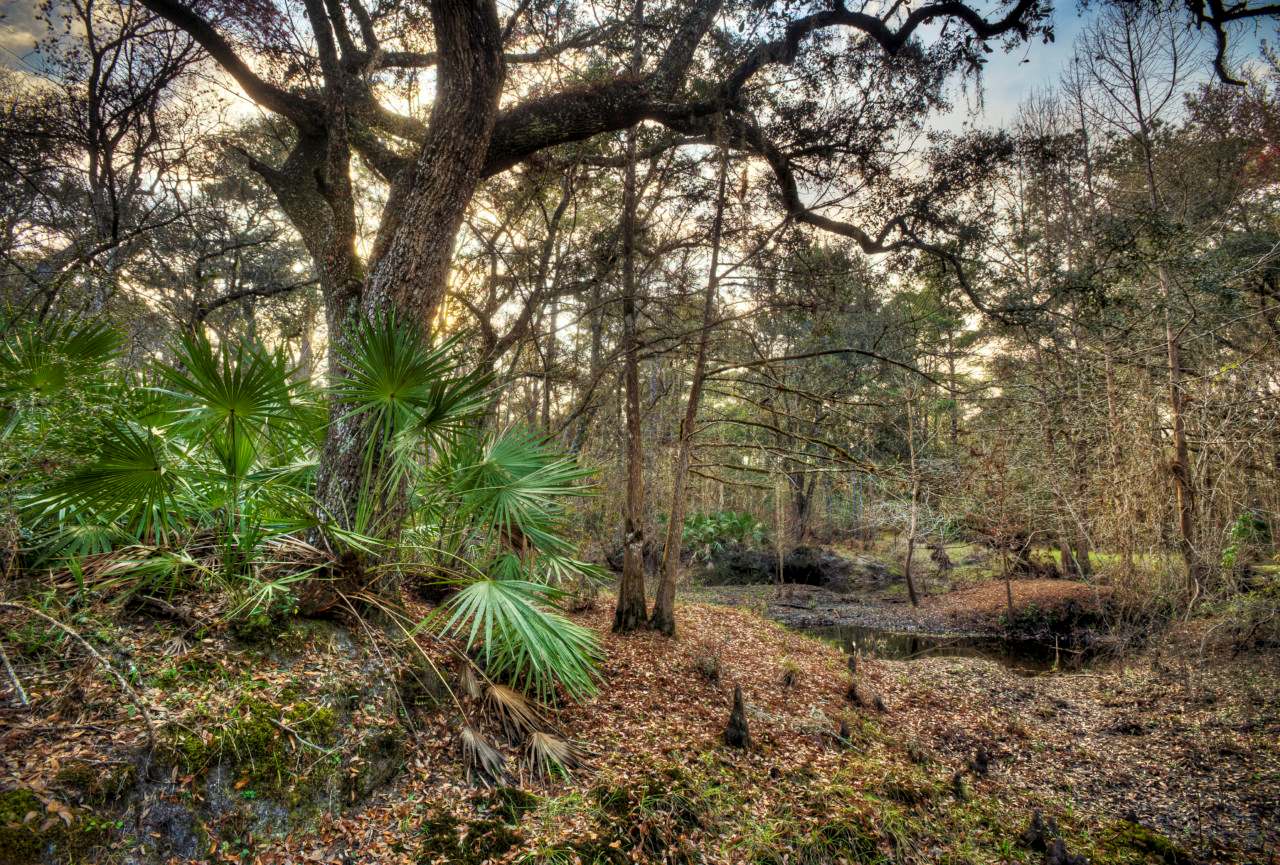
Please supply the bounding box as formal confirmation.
[0,0,1278,862]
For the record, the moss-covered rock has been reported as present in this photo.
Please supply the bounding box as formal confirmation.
[415,808,524,865]
[343,727,406,801]
[1101,819,1194,864]
[158,695,338,804]
[53,761,136,808]
[0,788,111,865]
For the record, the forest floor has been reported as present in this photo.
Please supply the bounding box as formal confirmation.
[2,589,1277,865]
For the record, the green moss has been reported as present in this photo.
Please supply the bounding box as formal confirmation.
[229,593,296,645]
[589,767,710,862]
[415,808,524,865]
[1100,820,1193,864]
[53,761,135,807]
[0,788,110,865]
[483,787,539,824]
[0,789,46,864]
[158,696,338,801]
[149,656,226,689]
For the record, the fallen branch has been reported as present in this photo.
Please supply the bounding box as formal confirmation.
[0,636,29,707]
[268,717,339,754]
[134,595,200,629]
[0,602,156,750]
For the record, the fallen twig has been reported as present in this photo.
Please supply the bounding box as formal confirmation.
[0,636,28,707]
[0,602,155,750]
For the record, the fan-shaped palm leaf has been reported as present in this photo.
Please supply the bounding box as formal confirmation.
[29,420,183,543]
[438,578,601,701]
[525,731,587,780]
[156,331,300,462]
[461,725,509,786]
[0,319,121,399]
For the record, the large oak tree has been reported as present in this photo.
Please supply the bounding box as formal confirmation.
[132,0,1061,531]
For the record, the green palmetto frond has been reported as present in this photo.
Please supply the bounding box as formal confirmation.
[29,420,184,543]
[535,552,608,587]
[449,429,594,552]
[0,319,121,399]
[0,319,123,442]
[437,578,602,702]
[26,519,132,563]
[156,331,302,468]
[331,313,491,536]
[334,313,490,448]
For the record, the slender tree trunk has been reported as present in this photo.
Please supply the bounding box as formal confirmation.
[569,277,604,453]
[650,140,729,635]
[903,397,921,607]
[612,0,649,633]
[1123,41,1200,595]
[1163,292,1199,593]
[542,295,558,432]
[904,478,921,607]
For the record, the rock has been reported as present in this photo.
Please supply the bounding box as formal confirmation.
[138,796,201,861]
[703,543,858,593]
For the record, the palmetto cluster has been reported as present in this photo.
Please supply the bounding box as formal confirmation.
[0,315,603,712]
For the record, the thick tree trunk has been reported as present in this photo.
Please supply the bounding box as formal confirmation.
[613,200,648,629]
[650,142,729,636]
[612,1,648,633]
[314,0,505,536]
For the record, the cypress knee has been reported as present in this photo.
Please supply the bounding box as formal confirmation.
[723,684,751,749]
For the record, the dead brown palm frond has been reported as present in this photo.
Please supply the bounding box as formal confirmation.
[485,682,545,738]
[160,635,191,657]
[459,663,484,700]
[461,724,509,786]
[264,534,329,561]
[524,731,587,780]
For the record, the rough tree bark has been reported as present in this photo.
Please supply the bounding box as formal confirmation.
[612,0,649,633]
[317,0,504,534]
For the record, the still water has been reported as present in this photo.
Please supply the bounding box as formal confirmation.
[806,623,1083,675]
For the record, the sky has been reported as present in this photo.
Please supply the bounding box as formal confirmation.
[0,1,39,68]
[946,7,1095,127]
